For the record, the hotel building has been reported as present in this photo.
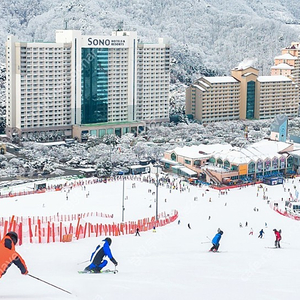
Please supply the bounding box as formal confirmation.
[271,42,300,88]
[6,30,170,141]
[185,76,240,123]
[186,65,299,123]
[162,139,295,183]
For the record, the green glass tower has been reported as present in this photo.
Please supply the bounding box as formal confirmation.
[81,48,108,124]
[246,80,255,119]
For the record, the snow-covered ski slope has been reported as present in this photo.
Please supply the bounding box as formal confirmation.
[0,176,300,300]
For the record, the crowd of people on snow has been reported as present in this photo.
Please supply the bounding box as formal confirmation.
[1,174,294,282]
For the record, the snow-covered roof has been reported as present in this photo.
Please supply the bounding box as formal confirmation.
[160,158,179,165]
[242,72,256,77]
[78,168,96,172]
[274,53,297,60]
[172,165,197,176]
[180,167,197,176]
[203,76,238,83]
[166,140,292,165]
[213,140,291,165]
[199,80,210,87]
[291,142,300,150]
[288,149,300,158]
[271,63,294,70]
[36,141,66,146]
[257,75,291,82]
[166,144,232,159]
[129,164,150,169]
[193,84,206,91]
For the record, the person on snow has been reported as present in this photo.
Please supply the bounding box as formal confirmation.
[135,228,140,236]
[0,231,28,278]
[273,229,281,248]
[84,237,118,273]
[209,230,223,252]
[258,229,264,238]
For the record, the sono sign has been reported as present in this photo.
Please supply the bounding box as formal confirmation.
[82,36,128,48]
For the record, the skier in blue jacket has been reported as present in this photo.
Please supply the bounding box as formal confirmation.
[84,237,118,273]
[209,230,223,252]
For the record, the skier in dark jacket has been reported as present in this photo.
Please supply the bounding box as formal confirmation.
[258,229,264,238]
[209,230,223,252]
[84,237,118,273]
[0,231,28,278]
[135,228,140,236]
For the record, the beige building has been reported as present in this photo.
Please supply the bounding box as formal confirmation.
[186,65,299,123]
[271,42,300,88]
[185,76,240,123]
[256,76,298,119]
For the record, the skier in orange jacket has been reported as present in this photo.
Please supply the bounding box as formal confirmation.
[0,231,28,278]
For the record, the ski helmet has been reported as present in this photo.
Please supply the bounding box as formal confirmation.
[104,237,112,245]
[6,231,18,245]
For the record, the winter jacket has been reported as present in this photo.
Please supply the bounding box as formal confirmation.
[0,235,28,278]
[90,240,117,265]
[275,231,281,241]
[212,233,222,246]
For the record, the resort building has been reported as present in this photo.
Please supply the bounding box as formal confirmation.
[271,42,300,88]
[185,76,240,123]
[6,29,170,141]
[162,139,295,184]
[186,65,299,123]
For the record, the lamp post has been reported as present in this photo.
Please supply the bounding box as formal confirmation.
[122,174,125,222]
[154,163,161,221]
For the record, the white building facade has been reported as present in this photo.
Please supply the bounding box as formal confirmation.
[6,30,170,140]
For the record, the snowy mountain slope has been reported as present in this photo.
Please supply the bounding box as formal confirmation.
[0,176,300,299]
[0,0,300,79]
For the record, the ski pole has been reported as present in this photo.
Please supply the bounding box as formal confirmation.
[28,274,72,295]
[206,236,211,241]
[77,260,89,265]
[201,241,210,244]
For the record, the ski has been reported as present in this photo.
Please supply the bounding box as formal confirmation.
[201,250,228,253]
[265,247,282,249]
[78,269,118,274]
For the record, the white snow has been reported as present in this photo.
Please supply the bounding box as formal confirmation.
[203,76,239,83]
[271,63,294,70]
[274,53,298,60]
[1,176,300,300]
[257,75,292,82]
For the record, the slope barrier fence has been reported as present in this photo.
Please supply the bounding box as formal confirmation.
[273,207,300,221]
[0,210,178,245]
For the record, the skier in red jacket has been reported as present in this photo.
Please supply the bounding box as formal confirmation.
[273,229,281,248]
